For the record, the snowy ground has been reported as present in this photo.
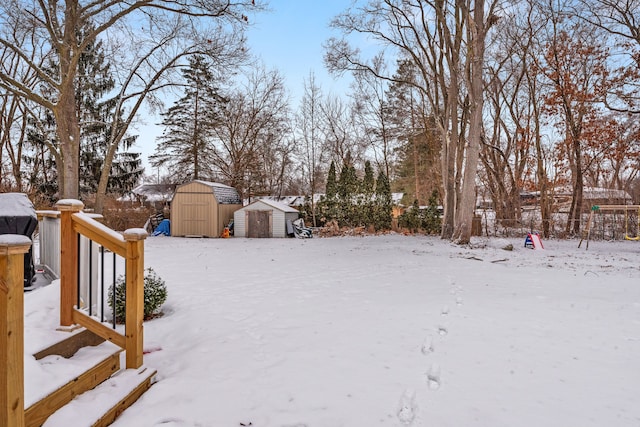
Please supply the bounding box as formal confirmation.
[25,234,640,427]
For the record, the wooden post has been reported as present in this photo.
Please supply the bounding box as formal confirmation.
[0,235,32,427]
[55,199,84,327]
[123,228,147,369]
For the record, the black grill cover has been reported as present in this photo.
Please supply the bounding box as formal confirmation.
[0,193,37,286]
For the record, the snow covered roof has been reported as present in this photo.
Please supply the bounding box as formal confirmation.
[244,198,300,213]
[553,186,632,200]
[124,183,177,203]
[188,180,242,205]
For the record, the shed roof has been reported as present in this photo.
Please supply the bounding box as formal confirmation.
[244,198,300,213]
[179,180,242,205]
[129,183,177,202]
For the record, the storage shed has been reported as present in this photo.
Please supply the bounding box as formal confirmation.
[171,180,242,237]
[234,199,300,238]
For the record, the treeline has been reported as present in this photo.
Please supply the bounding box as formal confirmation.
[1,0,640,242]
[300,160,394,231]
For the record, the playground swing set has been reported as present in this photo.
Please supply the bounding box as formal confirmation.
[579,204,640,249]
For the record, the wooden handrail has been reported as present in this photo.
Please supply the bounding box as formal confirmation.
[55,200,147,369]
[72,212,127,255]
[0,234,32,427]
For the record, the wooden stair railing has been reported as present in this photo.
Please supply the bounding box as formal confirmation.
[2,200,149,427]
[55,199,147,369]
[0,234,32,427]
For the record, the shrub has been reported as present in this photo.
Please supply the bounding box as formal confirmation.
[108,267,167,323]
[398,200,422,232]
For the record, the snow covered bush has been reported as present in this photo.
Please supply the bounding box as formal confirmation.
[108,267,167,323]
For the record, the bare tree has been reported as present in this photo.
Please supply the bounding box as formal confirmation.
[481,2,545,229]
[538,3,611,235]
[350,55,396,178]
[0,16,48,192]
[325,0,499,243]
[295,72,326,227]
[321,93,365,171]
[0,0,262,202]
[578,0,640,113]
[209,65,290,201]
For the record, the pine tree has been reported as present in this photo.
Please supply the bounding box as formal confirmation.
[338,158,359,226]
[374,171,393,230]
[398,199,422,232]
[150,55,227,183]
[323,161,339,222]
[423,189,442,234]
[26,21,142,199]
[386,59,441,206]
[361,161,375,196]
[326,161,338,199]
[359,160,376,226]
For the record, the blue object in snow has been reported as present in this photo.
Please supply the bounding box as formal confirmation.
[152,219,171,236]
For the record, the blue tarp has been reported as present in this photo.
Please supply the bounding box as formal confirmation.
[152,219,171,236]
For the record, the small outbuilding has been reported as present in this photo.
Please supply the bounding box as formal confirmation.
[234,199,300,238]
[170,180,242,237]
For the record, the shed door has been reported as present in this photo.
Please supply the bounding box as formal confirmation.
[247,210,271,238]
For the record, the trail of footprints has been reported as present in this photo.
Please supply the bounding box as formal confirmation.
[397,276,463,426]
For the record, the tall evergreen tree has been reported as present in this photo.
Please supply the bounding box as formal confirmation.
[374,171,393,230]
[326,161,338,199]
[361,160,375,196]
[150,55,227,183]
[423,189,442,234]
[359,160,376,225]
[338,154,359,201]
[338,156,359,226]
[323,160,339,222]
[26,22,142,200]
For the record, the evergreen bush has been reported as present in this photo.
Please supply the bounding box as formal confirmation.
[423,189,442,234]
[374,171,393,230]
[399,200,422,232]
[108,267,168,323]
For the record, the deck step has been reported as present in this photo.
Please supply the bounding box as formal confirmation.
[41,366,157,427]
[25,343,122,427]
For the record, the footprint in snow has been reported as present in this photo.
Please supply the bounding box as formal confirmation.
[441,305,449,316]
[397,389,417,425]
[421,336,434,354]
[437,325,448,336]
[427,363,441,390]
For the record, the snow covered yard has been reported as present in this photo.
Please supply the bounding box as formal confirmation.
[27,235,640,426]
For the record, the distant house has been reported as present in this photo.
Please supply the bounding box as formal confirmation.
[234,199,300,238]
[553,187,633,212]
[123,183,177,208]
[171,180,242,238]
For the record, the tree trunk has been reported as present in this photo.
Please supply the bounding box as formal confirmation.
[54,1,81,200]
[440,130,456,239]
[571,142,584,234]
[55,95,81,199]
[453,0,486,244]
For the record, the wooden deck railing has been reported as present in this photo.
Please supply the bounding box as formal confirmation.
[56,199,147,369]
[0,234,32,427]
[2,199,147,426]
